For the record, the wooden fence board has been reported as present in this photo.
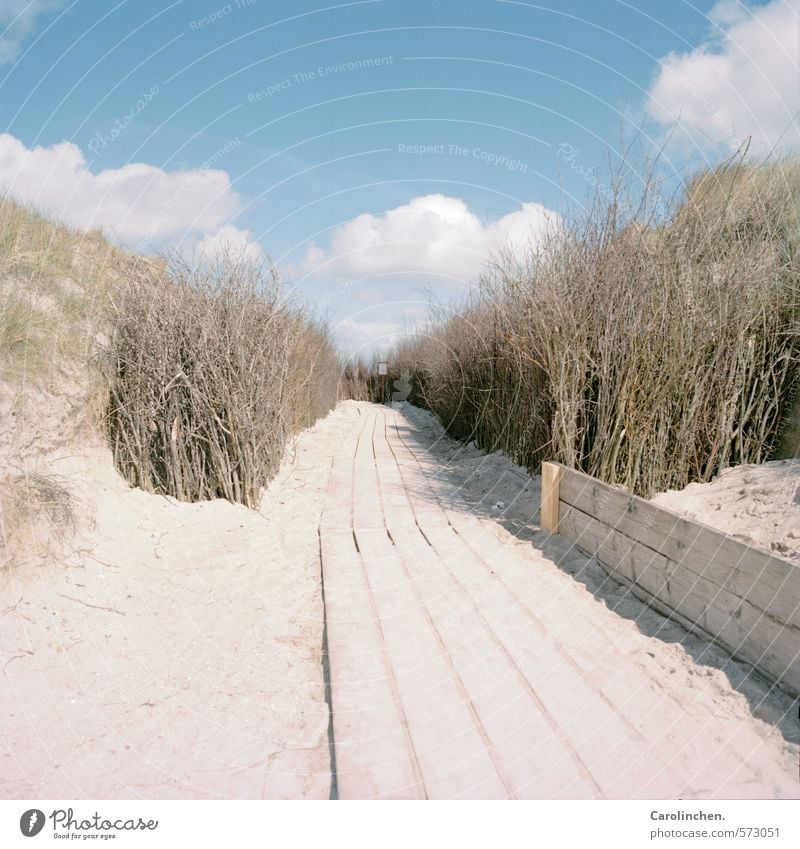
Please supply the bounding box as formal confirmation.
[543,462,800,694]
[557,467,800,627]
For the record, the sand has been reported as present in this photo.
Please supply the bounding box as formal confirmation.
[1,403,362,799]
[651,460,800,562]
[2,398,797,798]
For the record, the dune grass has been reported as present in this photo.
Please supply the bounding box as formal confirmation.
[0,196,132,387]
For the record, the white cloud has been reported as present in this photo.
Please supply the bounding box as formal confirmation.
[0,133,251,252]
[335,318,406,350]
[189,224,264,265]
[302,194,560,282]
[647,0,800,153]
[0,0,65,64]
[707,0,752,28]
[487,202,561,260]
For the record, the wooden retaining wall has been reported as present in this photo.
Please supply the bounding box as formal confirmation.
[540,462,800,694]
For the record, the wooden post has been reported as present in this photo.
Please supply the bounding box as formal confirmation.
[540,461,563,533]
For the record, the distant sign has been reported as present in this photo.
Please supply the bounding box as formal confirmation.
[377,361,389,376]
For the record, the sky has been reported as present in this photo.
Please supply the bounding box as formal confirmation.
[1,0,798,355]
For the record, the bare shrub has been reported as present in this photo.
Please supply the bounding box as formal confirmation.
[396,154,800,496]
[285,316,341,430]
[104,255,339,507]
[339,355,383,402]
[0,200,341,509]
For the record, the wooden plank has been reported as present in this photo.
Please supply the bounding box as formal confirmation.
[540,461,563,533]
[320,406,367,530]
[371,421,418,528]
[355,527,509,799]
[569,503,798,677]
[320,409,798,799]
[559,502,673,595]
[422,521,695,798]
[575,551,800,695]
[320,528,426,799]
[383,426,452,529]
[561,504,800,682]
[388,523,602,799]
[352,413,385,530]
[558,467,800,626]
[319,458,353,530]
[445,510,781,794]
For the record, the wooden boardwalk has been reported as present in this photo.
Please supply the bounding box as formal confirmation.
[319,403,797,800]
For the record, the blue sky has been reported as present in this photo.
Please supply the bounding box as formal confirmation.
[1,0,798,353]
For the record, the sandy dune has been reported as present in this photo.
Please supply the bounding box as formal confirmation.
[652,461,800,561]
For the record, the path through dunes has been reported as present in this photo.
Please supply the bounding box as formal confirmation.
[319,403,799,800]
[1,400,796,799]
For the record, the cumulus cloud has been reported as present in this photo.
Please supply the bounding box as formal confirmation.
[647,0,800,153]
[0,0,65,64]
[706,0,752,28]
[189,224,264,265]
[334,318,411,353]
[302,194,560,282]
[0,133,256,254]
